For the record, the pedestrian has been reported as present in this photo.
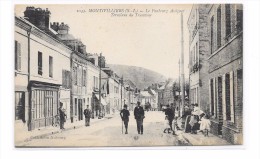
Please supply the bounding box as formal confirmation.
[164,103,176,135]
[84,105,91,126]
[120,104,130,134]
[199,113,211,137]
[59,103,67,130]
[134,101,145,134]
[163,115,171,133]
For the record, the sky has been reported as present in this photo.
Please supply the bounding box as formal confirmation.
[15,4,192,79]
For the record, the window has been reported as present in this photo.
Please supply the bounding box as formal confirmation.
[225,73,231,120]
[93,76,96,89]
[210,16,214,54]
[210,79,214,116]
[83,70,86,86]
[49,56,53,78]
[75,98,78,116]
[217,6,222,49]
[217,76,223,119]
[225,4,231,37]
[73,65,77,85]
[38,52,43,75]
[15,92,25,121]
[15,41,21,71]
[236,9,243,31]
[62,70,71,89]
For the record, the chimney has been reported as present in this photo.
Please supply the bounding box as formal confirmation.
[24,6,51,31]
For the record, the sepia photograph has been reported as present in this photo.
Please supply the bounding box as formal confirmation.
[14,4,243,147]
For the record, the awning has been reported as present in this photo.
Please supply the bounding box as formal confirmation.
[94,94,107,106]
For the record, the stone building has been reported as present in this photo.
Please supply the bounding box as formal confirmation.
[207,4,243,144]
[15,6,72,131]
[187,4,211,112]
[187,4,243,144]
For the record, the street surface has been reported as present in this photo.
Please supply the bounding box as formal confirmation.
[21,111,184,147]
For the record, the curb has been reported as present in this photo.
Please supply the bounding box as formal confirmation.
[180,133,193,146]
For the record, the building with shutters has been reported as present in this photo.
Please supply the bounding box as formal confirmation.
[187,4,211,113]
[187,4,243,144]
[15,7,72,132]
[207,4,243,144]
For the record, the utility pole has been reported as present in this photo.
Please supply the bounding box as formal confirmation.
[180,11,185,116]
[178,59,181,117]
[99,53,102,118]
[121,76,123,109]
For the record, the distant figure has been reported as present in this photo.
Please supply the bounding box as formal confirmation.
[120,104,130,134]
[164,103,176,134]
[163,115,171,133]
[59,103,67,130]
[199,114,211,137]
[134,101,145,134]
[84,105,91,126]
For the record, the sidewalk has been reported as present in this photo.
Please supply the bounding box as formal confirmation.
[173,117,230,146]
[179,131,231,146]
[15,113,116,146]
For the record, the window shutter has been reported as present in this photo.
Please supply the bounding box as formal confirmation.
[15,41,18,70]
[17,42,21,70]
[230,71,234,122]
[213,77,217,117]
[222,74,226,120]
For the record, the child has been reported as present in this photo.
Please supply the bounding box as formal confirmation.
[163,116,171,133]
[199,114,211,137]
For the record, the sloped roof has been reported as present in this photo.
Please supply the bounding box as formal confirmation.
[139,91,152,97]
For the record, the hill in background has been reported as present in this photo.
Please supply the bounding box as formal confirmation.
[107,64,167,90]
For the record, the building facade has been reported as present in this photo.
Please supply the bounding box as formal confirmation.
[15,7,72,131]
[207,4,243,144]
[187,4,243,144]
[187,4,211,112]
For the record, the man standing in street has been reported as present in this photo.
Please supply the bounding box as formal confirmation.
[59,103,67,130]
[84,105,91,126]
[120,104,130,134]
[165,103,176,135]
[134,101,145,134]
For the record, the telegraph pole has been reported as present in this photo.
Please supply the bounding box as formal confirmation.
[121,76,123,110]
[99,53,102,118]
[180,11,185,116]
[178,59,181,117]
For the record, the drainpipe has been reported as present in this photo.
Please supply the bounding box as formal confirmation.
[27,27,32,131]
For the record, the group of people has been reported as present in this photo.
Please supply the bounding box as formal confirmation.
[120,101,145,134]
[184,104,211,137]
[58,104,92,130]
[58,101,210,137]
[120,101,145,135]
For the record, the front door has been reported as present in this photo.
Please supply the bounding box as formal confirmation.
[78,99,83,121]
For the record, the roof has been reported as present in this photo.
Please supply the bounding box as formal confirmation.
[149,89,156,95]
[139,91,152,97]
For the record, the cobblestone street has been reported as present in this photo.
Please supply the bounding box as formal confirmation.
[21,111,185,147]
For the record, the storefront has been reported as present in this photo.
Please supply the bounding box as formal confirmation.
[28,81,60,131]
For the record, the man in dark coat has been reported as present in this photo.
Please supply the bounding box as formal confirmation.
[165,103,175,134]
[84,105,91,126]
[120,104,130,134]
[134,101,145,134]
[59,103,67,130]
